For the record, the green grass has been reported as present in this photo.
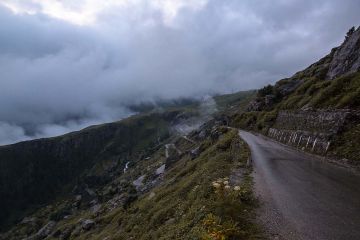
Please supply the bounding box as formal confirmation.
[329,123,360,165]
[128,98,201,114]
[276,72,360,110]
[214,90,256,111]
[0,110,179,231]
[1,128,262,240]
[79,129,260,240]
[231,110,278,135]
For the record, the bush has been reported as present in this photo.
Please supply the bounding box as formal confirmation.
[257,85,274,97]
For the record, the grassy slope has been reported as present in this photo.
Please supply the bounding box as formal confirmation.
[0,110,182,230]
[278,72,360,110]
[128,98,200,114]
[214,91,256,112]
[88,129,259,240]
[329,120,360,165]
[1,127,261,240]
[276,72,360,164]
[0,89,258,237]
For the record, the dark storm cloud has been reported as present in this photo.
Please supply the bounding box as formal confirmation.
[0,0,359,144]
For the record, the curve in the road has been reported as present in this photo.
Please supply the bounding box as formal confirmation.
[240,130,360,240]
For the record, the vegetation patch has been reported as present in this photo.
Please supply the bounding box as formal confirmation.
[329,123,360,165]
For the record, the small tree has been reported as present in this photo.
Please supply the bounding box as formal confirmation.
[346,26,356,40]
[257,84,273,97]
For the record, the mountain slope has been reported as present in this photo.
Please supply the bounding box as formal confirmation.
[230,26,360,167]
[0,111,181,230]
[0,94,259,239]
[0,119,260,240]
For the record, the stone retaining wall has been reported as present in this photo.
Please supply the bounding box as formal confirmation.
[267,110,359,155]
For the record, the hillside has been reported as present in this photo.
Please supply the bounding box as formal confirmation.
[0,115,260,240]
[0,111,182,230]
[0,94,260,239]
[230,26,360,167]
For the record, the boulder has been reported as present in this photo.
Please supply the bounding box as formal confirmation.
[81,219,95,231]
[190,147,200,159]
[165,218,175,225]
[155,164,166,175]
[246,99,264,111]
[75,195,82,202]
[21,217,37,225]
[91,204,102,215]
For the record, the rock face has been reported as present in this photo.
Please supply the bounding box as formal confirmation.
[276,79,303,95]
[267,110,357,154]
[327,27,360,80]
[246,99,264,111]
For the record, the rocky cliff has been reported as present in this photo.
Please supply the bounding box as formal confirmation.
[327,27,360,80]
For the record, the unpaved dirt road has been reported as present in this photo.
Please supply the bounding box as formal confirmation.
[240,130,360,240]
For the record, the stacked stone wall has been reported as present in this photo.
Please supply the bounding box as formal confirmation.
[267,110,358,155]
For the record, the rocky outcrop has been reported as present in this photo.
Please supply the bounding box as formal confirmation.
[81,219,95,231]
[246,99,264,111]
[247,94,278,112]
[25,221,56,240]
[276,79,303,95]
[164,144,182,168]
[326,27,360,80]
[267,110,357,155]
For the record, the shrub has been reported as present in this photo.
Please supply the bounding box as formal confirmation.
[201,213,241,240]
[257,85,274,97]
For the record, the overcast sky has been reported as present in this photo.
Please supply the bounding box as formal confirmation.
[0,0,359,145]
